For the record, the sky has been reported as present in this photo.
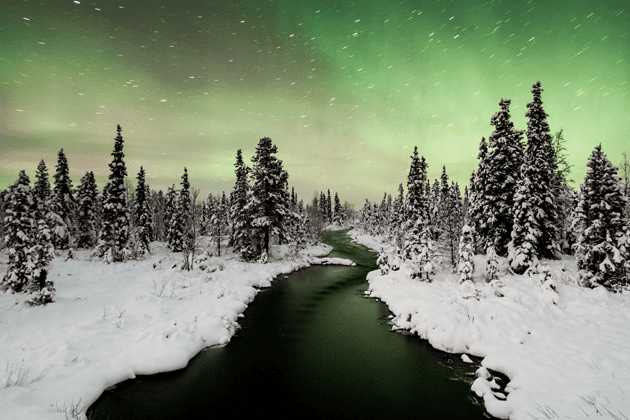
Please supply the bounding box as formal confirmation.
[1,0,628,207]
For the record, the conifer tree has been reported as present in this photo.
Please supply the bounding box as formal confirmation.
[486,245,499,281]
[1,171,36,292]
[468,137,492,253]
[25,218,55,305]
[249,137,290,258]
[133,167,152,255]
[326,190,333,224]
[229,149,255,260]
[484,99,525,256]
[168,169,190,252]
[333,192,343,225]
[403,147,430,265]
[458,224,475,283]
[95,124,130,262]
[49,149,76,249]
[508,82,559,274]
[76,171,99,248]
[572,145,629,290]
[164,185,176,244]
[209,192,228,256]
[34,160,51,219]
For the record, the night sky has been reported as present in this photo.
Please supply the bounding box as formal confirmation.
[1,0,628,206]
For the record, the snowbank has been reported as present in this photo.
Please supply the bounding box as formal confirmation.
[349,229,630,420]
[0,240,338,420]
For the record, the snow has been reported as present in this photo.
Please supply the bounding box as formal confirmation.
[349,229,630,420]
[0,238,348,420]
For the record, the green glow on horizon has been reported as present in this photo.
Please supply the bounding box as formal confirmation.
[1,0,628,206]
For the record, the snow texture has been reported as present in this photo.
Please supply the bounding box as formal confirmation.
[349,229,630,420]
[0,239,343,420]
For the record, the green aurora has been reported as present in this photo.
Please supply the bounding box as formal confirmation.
[1,0,628,205]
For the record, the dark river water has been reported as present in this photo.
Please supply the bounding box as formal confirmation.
[88,230,490,419]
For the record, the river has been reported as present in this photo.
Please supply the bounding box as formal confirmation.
[88,230,490,419]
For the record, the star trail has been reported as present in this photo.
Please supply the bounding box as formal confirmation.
[1,0,628,204]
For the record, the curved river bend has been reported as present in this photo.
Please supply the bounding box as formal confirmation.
[89,230,490,419]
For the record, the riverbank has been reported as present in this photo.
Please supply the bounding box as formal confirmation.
[349,229,630,420]
[0,238,352,420]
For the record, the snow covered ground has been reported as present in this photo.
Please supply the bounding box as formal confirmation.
[349,229,630,420]
[0,238,353,420]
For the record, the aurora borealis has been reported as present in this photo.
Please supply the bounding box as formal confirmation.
[1,0,628,205]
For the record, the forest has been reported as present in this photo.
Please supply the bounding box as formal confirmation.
[1,81,629,306]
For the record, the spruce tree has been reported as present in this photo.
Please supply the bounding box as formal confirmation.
[164,185,176,244]
[34,160,51,219]
[249,137,290,258]
[333,192,343,225]
[468,137,492,253]
[210,192,228,256]
[76,171,99,248]
[1,171,36,292]
[458,224,475,283]
[133,167,152,255]
[168,169,190,252]
[229,149,255,260]
[403,147,430,264]
[49,149,76,249]
[508,82,559,274]
[95,124,130,262]
[572,145,629,290]
[484,99,525,256]
[25,219,55,305]
[326,190,333,224]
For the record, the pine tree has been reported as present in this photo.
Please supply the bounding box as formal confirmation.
[333,192,343,225]
[326,190,333,224]
[229,149,255,260]
[76,171,99,248]
[458,224,475,283]
[572,145,629,290]
[486,245,499,281]
[133,167,152,255]
[249,137,290,258]
[1,171,36,292]
[95,124,130,262]
[484,99,525,256]
[49,149,76,249]
[168,169,190,252]
[468,138,492,253]
[33,160,51,219]
[25,219,55,305]
[164,185,176,244]
[403,147,430,265]
[209,192,228,256]
[508,82,559,274]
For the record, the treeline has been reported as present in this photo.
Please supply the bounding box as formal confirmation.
[356,82,630,291]
[0,127,348,305]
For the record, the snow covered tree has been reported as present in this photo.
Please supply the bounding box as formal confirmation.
[33,160,51,219]
[249,137,291,258]
[403,147,430,265]
[326,190,333,224]
[76,171,99,248]
[25,219,55,305]
[229,149,255,260]
[508,82,559,274]
[168,169,191,252]
[1,171,36,292]
[458,224,475,283]
[572,145,629,290]
[486,245,499,281]
[49,149,76,249]
[468,138,492,253]
[333,192,344,225]
[132,167,152,255]
[95,124,130,262]
[440,181,464,268]
[209,192,228,256]
[483,99,525,256]
[163,185,176,243]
